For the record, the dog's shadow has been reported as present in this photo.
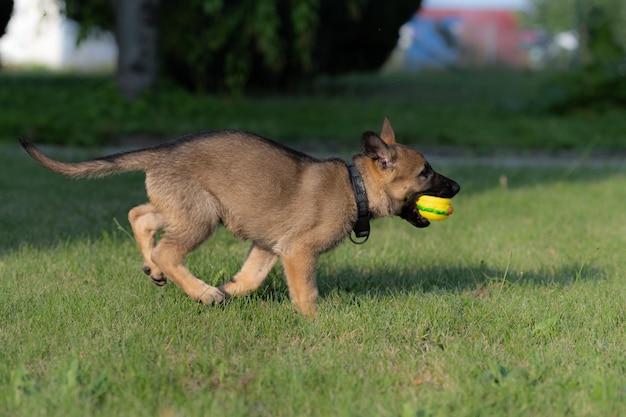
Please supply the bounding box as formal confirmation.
[329,263,601,294]
[243,261,604,306]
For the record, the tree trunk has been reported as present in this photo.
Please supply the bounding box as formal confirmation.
[111,0,158,99]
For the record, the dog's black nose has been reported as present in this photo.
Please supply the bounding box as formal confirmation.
[451,181,460,196]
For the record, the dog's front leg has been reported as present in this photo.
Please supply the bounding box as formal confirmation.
[280,252,319,317]
[219,244,279,298]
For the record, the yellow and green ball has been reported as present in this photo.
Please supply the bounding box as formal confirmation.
[416,195,454,221]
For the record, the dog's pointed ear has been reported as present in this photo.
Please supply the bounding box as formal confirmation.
[362,131,396,169]
[380,117,396,144]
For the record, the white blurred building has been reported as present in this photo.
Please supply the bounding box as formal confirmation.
[0,0,117,71]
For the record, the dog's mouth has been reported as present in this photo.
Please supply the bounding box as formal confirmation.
[399,195,431,228]
[399,176,460,229]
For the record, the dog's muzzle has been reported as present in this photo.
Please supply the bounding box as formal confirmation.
[400,174,460,228]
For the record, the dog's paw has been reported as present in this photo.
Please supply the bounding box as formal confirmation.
[150,275,168,286]
[197,285,226,305]
[143,264,167,286]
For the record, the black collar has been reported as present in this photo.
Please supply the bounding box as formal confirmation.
[347,164,370,244]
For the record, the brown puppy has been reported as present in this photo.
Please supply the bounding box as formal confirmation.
[19,118,459,316]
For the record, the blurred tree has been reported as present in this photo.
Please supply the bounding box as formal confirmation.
[316,1,418,74]
[61,0,420,96]
[0,0,13,68]
[161,0,419,93]
[526,0,580,33]
[158,0,321,93]
[0,0,13,36]
[526,0,626,64]
[527,0,626,112]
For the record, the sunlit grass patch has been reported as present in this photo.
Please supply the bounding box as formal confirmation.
[1,146,626,416]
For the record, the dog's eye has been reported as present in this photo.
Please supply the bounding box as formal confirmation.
[419,166,432,179]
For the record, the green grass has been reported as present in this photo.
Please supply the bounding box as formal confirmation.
[2,71,626,151]
[2,145,626,416]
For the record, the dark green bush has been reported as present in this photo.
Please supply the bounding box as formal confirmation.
[160,0,418,93]
[62,0,418,94]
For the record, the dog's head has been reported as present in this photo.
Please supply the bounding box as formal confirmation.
[360,118,460,228]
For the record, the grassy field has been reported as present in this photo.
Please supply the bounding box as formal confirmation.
[2,142,626,416]
[2,71,626,151]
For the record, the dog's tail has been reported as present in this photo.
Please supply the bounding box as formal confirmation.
[19,138,154,179]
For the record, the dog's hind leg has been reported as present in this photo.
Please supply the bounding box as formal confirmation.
[151,235,225,304]
[128,203,166,285]
[219,244,279,298]
[149,208,225,304]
